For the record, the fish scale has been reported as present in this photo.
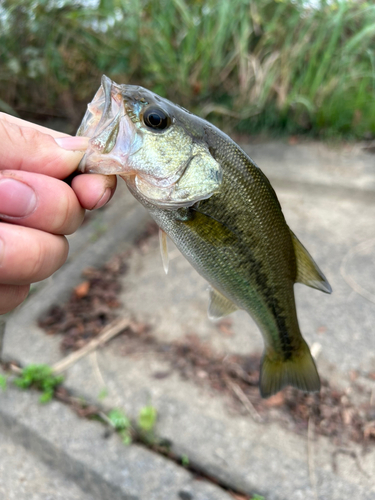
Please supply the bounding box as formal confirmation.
[77,75,331,398]
[150,142,298,353]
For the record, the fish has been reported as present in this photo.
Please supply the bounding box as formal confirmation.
[77,75,332,398]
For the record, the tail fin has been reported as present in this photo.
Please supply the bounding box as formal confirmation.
[259,342,320,398]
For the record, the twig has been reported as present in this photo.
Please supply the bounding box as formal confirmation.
[307,417,318,500]
[9,363,22,374]
[226,378,263,423]
[90,350,107,388]
[97,410,115,427]
[52,317,130,374]
[227,361,255,384]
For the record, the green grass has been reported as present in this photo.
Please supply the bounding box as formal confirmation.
[0,0,374,138]
[13,364,64,403]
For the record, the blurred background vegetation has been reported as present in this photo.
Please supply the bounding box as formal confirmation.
[0,0,374,138]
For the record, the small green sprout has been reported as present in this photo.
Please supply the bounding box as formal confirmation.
[98,388,109,401]
[108,408,131,429]
[252,495,265,500]
[138,405,157,433]
[108,408,132,445]
[0,374,7,391]
[181,454,190,467]
[13,364,64,403]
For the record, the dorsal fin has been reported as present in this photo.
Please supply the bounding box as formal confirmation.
[159,228,169,274]
[208,287,238,320]
[291,231,331,294]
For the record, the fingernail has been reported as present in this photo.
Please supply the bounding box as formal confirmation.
[55,136,90,151]
[93,187,112,210]
[0,178,37,218]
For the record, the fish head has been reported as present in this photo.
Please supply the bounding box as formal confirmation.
[77,75,222,208]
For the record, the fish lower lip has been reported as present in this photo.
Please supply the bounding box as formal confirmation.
[78,154,87,173]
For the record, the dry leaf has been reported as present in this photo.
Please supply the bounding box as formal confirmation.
[264,392,284,407]
[74,281,90,298]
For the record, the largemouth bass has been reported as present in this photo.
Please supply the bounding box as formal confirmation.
[77,76,331,398]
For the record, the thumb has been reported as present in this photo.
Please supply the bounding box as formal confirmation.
[0,119,89,179]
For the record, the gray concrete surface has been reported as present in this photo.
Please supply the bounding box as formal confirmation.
[0,369,233,500]
[2,139,375,499]
[0,430,93,500]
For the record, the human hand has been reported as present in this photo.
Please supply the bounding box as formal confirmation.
[0,114,116,314]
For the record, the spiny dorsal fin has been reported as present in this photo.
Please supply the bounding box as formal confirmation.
[291,231,332,294]
[260,340,321,398]
[159,228,169,274]
[208,287,238,320]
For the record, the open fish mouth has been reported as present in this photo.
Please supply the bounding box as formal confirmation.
[76,76,223,208]
[77,76,141,175]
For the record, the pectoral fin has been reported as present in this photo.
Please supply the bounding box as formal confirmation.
[208,287,238,320]
[291,231,332,294]
[159,228,169,274]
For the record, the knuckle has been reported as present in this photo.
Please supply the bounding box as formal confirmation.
[53,194,72,234]
[18,126,40,143]
[23,234,68,283]
[53,193,83,235]
[0,224,69,286]
[26,237,45,281]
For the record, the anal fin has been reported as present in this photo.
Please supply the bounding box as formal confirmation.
[291,230,332,294]
[159,228,169,274]
[208,287,238,320]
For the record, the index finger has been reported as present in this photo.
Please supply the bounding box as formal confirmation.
[0,117,88,179]
[0,113,70,138]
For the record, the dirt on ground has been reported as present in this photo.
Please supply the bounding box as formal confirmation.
[38,222,375,449]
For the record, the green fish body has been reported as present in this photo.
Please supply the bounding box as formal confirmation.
[78,76,331,397]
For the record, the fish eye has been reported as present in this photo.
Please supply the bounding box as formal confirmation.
[143,107,171,131]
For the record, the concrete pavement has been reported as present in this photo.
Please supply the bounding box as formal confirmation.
[1,139,375,500]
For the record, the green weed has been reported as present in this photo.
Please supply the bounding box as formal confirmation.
[107,408,132,445]
[0,374,7,391]
[106,405,158,445]
[136,405,158,446]
[1,0,374,138]
[13,364,64,403]
[97,388,109,401]
[138,405,157,433]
